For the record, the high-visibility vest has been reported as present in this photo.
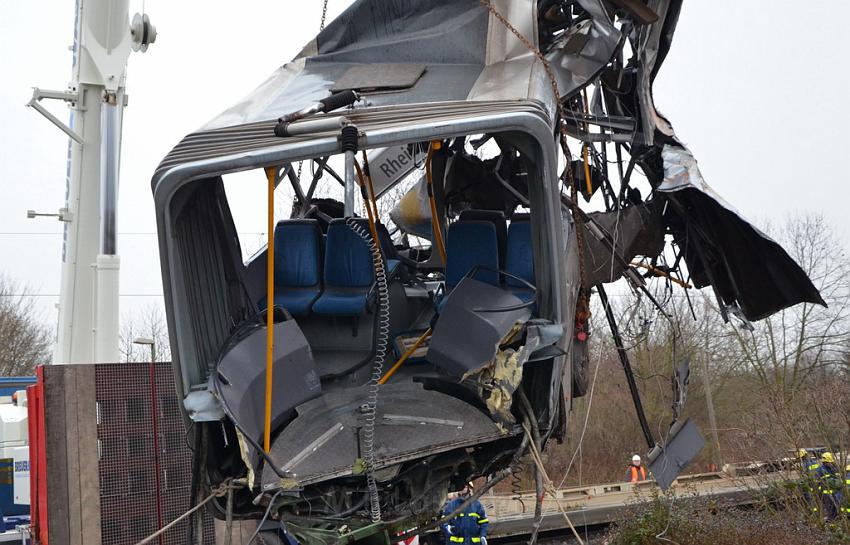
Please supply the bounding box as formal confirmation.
[629,466,647,482]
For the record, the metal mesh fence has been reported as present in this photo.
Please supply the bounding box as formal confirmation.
[95,362,214,545]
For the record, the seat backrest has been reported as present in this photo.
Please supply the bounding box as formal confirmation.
[323,219,374,288]
[274,219,322,287]
[505,218,534,288]
[445,220,499,288]
[375,222,398,260]
[459,209,507,266]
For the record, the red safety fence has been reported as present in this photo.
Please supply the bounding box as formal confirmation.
[27,367,47,544]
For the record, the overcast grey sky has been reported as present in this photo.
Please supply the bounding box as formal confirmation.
[1,0,849,336]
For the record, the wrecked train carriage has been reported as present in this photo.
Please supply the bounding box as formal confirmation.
[155,113,575,530]
[150,0,824,540]
[151,5,584,535]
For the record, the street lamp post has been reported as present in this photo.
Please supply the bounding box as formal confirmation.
[133,337,156,363]
[133,336,163,542]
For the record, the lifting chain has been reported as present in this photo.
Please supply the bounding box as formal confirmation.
[320,0,329,31]
[478,0,591,315]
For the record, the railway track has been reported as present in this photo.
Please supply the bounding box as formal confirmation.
[488,523,611,545]
[479,466,795,541]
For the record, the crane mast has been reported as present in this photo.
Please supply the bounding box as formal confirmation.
[29,0,155,363]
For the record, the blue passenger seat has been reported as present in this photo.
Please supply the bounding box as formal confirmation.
[312,219,375,316]
[445,220,500,292]
[259,219,323,315]
[459,209,507,268]
[504,216,535,303]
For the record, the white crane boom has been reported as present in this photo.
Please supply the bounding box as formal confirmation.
[28,0,155,363]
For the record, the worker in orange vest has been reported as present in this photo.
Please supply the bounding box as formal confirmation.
[625,454,647,482]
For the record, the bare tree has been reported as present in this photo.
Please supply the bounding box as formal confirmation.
[0,274,52,374]
[541,214,850,485]
[729,213,850,403]
[119,304,172,363]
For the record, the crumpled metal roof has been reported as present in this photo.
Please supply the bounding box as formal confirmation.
[202,0,620,130]
[154,0,620,182]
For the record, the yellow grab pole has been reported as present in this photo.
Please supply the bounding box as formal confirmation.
[378,328,431,385]
[354,159,381,248]
[425,142,447,264]
[263,166,276,452]
[630,261,692,289]
[361,150,380,223]
[581,88,593,197]
[582,143,593,198]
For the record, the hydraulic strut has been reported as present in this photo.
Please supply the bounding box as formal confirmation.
[273,90,359,137]
[597,284,655,449]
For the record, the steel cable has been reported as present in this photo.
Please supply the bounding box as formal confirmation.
[134,480,238,545]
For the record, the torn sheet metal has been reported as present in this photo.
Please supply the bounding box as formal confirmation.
[647,418,705,491]
[546,0,623,107]
[580,202,665,287]
[632,0,683,145]
[429,277,551,428]
[595,3,824,320]
[462,323,527,429]
[462,321,563,428]
[428,278,532,378]
[658,145,826,320]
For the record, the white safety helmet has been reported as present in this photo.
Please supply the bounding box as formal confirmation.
[632,454,642,463]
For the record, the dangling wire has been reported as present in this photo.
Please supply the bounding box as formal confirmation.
[345,217,390,523]
[509,461,527,514]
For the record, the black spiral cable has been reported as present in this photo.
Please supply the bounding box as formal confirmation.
[510,466,527,513]
[344,217,390,522]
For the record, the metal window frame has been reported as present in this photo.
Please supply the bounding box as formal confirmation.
[153,102,572,433]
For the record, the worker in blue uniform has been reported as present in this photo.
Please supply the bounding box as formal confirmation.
[797,448,821,512]
[441,483,489,545]
[816,452,841,521]
[838,464,850,518]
